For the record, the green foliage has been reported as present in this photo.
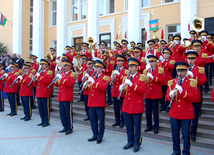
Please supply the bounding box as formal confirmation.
[0,42,7,55]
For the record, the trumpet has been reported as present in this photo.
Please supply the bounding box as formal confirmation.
[47,69,65,89]
[28,68,42,87]
[109,66,118,86]
[168,40,177,49]
[79,72,96,94]
[80,68,90,87]
[117,71,131,101]
[10,71,25,88]
[45,53,53,61]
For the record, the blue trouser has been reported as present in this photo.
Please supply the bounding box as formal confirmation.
[7,93,17,114]
[84,95,89,118]
[89,107,105,140]
[78,81,84,100]
[199,86,203,111]
[145,99,159,130]
[37,97,50,124]
[31,87,36,108]
[17,87,20,105]
[123,112,143,146]
[59,101,73,131]
[106,85,112,102]
[0,90,4,111]
[204,63,212,89]
[21,96,32,119]
[160,85,169,109]
[113,97,124,124]
[170,117,191,155]
[191,102,201,136]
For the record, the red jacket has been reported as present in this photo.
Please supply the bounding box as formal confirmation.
[103,58,114,77]
[111,67,128,98]
[20,72,33,96]
[4,69,20,93]
[202,40,213,63]
[32,61,39,72]
[0,69,5,90]
[195,50,207,67]
[77,62,88,82]
[122,73,147,114]
[166,77,197,120]
[55,70,76,101]
[83,68,95,95]
[94,49,105,59]
[142,48,161,58]
[81,50,92,59]
[144,67,164,99]
[87,73,109,107]
[137,56,146,74]
[35,69,53,98]
[170,44,185,62]
[158,58,175,85]
[66,51,77,63]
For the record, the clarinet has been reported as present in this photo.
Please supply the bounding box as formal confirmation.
[10,71,25,88]
[80,68,90,87]
[109,66,118,86]
[167,76,182,109]
[28,68,42,87]
[0,74,5,80]
[117,71,131,101]
[47,69,65,89]
[147,68,152,81]
[79,71,96,94]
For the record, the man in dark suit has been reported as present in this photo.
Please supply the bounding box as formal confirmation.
[16,54,24,69]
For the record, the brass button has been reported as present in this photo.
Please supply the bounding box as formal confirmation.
[178,100,180,102]
[178,105,180,107]
[150,88,152,89]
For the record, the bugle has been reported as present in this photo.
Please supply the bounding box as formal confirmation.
[117,71,131,101]
[28,68,42,87]
[47,69,65,89]
[10,71,25,88]
[79,72,96,94]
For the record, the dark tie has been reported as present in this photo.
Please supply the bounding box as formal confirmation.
[95,75,98,81]
[41,71,44,75]
[189,67,192,71]
[179,79,183,86]
[130,76,133,81]
[118,69,121,72]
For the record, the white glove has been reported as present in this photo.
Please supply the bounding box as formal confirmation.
[119,84,123,92]
[58,66,62,71]
[187,71,194,78]
[147,73,154,80]
[169,90,176,98]
[36,72,40,77]
[174,40,178,45]
[175,85,183,94]
[84,73,89,78]
[17,76,23,80]
[103,69,105,72]
[83,81,88,88]
[79,67,83,71]
[88,77,95,84]
[114,70,120,76]
[202,36,206,42]
[56,74,62,80]
[125,79,133,87]
[159,55,164,62]
[3,73,8,78]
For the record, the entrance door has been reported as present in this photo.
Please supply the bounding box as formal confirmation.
[74,37,83,51]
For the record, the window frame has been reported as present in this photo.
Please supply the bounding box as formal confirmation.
[50,0,57,27]
[124,0,150,11]
[52,40,57,55]
[99,33,111,49]
[30,0,33,54]
[70,0,87,22]
[166,24,181,42]
[162,0,180,4]
[99,0,115,16]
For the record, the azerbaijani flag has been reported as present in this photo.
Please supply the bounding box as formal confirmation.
[0,13,7,27]
[149,19,159,31]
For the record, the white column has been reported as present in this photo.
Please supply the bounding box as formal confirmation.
[128,0,142,43]
[181,0,197,39]
[33,0,44,61]
[88,0,99,42]
[57,0,67,57]
[13,0,22,55]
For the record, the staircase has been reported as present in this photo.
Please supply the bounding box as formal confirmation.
[5,81,214,150]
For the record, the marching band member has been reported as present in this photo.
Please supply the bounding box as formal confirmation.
[81,42,92,59]
[166,61,197,155]
[186,51,207,142]
[86,60,109,144]
[36,59,53,127]
[154,37,160,48]
[19,63,33,121]
[65,46,77,62]
[55,59,76,135]
[165,35,174,48]
[121,39,129,52]
[121,57,147,152]
[130,41,136,55]
[82,59,95,121]
[133,47,146,74]
[158,48,175,112]
[192,40,207,67]
[0,63,5,112]
[144,55,164,134]
[94,41,106,59]
[31,55,39,72]
[57,54,69,72]
[111,55,128,128]
[115,42,122,55]
[189,30,197,41]
[159,40,167,52]
[49,47,57,76]
[137,42,143,50]
[142,40,160,59]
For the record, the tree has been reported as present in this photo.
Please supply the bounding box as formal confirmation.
[0,42,7,55]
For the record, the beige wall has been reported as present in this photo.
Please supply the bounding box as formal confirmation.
[198,0,214,18]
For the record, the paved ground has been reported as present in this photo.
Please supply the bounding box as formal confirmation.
[0,107,214,155]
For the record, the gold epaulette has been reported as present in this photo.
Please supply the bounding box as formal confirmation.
[198,67,205,74]
[181,44,185,48]
[209,41,213,44]
[125,69,129,75]
[0,70,5,74]
[201,53,208,59]
[155,48,160,53]
[170,60,175,64]
[70,72,77,78]
[110,60,115,65]
[103,75,110,82]
[143,69,148,75]
[122,76,127,82]
[57,79,61,85]
[70,52,74,56]
[36,62,39,65]
[139,74,146,81]
[31,69,36,74]
[14,72,19,76]
[189,78,197,87]
[28,73,34,78]
[141,57,146,63]
[88,50,91,54]
[53,54,56,58]
[19,69,22,74]
[168,79,173,87]
[47,70,53,75]
[53,61,56,64]
[158,67,164,74]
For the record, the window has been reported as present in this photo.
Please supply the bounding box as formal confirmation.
[81,0,86,19]
[99,0,104,16]
[141,28,146,50]
[30,0,33,54]
[71,0,87,21]
[162,0,180,4]
[108,0,115,14]
[99,33,111,48]
[99,0,115,16]
[52,40,57,54]
[51,1,57,26]
[72,0,78,21]
[167,25,181,42]
[74,37,83,51]
[125,0,149,11]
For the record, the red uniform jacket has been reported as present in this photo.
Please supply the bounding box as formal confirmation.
[66,51,77,63]
[103,58,114,77]
[142,48,161,58]
[32,61,39,72]
[111,67,128,98]
[196,50,207,67]
[0,69,5,90]
[115,49,123,55]
[20,72,33,96]
[87,73,109,107]
[55,70,76,101]
[166,77,197,120]
[122,73,147,114]
[4,69,20,93]
[123,59,128,69]
[187,66,207,102]
[83,68,95,96]
[94,49,105,59]
[77,62,88,82]
[202,40,213,64]
[170,44,185,62]
[29,68,37,88]
[136,56,146,74]
[144,67,164,99]
[81,50,92,59]
[35,69,53,98]
[158,58,175,85]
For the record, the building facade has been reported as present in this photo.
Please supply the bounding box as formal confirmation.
[0,0,214,60]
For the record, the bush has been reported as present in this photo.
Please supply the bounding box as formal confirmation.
[0,42,7,55]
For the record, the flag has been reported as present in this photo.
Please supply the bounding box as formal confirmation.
[144,31,147,42]
[0,13,7,26]
[149,19,159,31]
[161,29,164,39]
[125,32,127,38]
[116,33,118,40]
[188,23,190,31]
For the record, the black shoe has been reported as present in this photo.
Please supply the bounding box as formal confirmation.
[10,113,17,116]
[59,128,67,133]
[133,145,140,153]
[51,95,55,98]
[204,88,209,93]
[171,153,181,155]
[84,117,90,121]
[25,118,31,121]
[160,107,166,111]
[144,127,153,132]
[107,101,112,106]
[165,107,170,113]
[112,122,120,127]
[77,99,84,102]
[96,139,102,144]
[17,103,21,106]
[42,123,49,127]
[7,113,11,115]
[119,123,124,128]
[32,105,36,109]
[0,110,4,112]
[88,137,97,142]
[20,117,26,120]
[37,122,44,126]
[191,135,196,141]
[65,130,73,135]
[123,143,134,150]
[154,129,159,134]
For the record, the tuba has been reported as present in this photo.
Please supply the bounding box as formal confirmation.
[45,53,53,61]
[192,18,204,33]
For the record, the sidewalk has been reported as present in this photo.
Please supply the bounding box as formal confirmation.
[0,107,213,155]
